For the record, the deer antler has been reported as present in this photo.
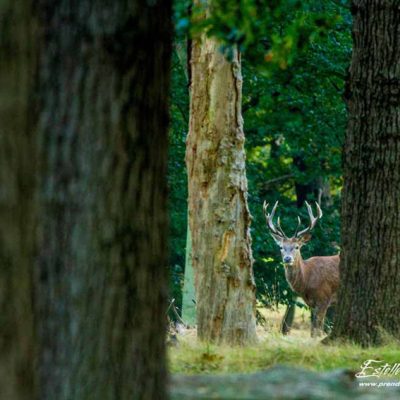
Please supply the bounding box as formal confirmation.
[263,201,288,239]
[296,201,323,237]
[293,216,302,238]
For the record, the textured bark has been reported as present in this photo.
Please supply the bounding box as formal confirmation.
[0,2,36,399]
[186,4,257,345]
[34,1,172,399]
[331,0,400,346]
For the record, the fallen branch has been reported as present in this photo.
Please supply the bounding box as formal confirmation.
[167,298,190,329]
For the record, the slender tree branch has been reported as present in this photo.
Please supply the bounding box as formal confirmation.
[329,0,351,10]
[174,102,189,125]
[167,298,190,328]
[263,173,294,188]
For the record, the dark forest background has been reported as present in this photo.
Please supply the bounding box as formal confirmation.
[168,0,351,314]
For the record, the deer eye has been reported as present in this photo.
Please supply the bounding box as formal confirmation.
[295,245,299,250]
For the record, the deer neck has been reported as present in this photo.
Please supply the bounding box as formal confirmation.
[284,252,307,294]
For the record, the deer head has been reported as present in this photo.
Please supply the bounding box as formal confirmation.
[263,201,323,266]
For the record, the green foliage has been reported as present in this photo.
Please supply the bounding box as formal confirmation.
[177,0,348,71]
[169,0,352,311]
[244,0,351,306]
[168,41,189,312]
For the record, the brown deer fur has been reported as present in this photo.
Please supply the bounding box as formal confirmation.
[283,240,340,336]
[263,201,340,337]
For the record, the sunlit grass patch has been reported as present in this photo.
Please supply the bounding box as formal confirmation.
[169,332,400,375]
[168,307,400,375]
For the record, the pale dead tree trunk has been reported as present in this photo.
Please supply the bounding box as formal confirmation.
[186,2,257,345]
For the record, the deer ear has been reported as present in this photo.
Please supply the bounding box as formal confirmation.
[270,232,283,245]
[300,233,312,243]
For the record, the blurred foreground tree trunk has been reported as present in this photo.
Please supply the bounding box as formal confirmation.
[0,1,172,399]
[186,1,257,345]
[34,1,172,398]
[0,2,36,399]
[331,0,400,346]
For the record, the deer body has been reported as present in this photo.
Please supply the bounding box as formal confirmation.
[285,255,339,307]
[285,253,339,336]
[263,201,340,337]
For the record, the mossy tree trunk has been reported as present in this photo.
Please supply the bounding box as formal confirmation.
[331,0,400,346]
[186,2,257,345]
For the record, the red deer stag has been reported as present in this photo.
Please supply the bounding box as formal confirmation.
[263,201,340,337]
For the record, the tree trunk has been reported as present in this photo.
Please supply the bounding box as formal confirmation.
[176,19,196,327]
[186,3,257,345]
[34,1,172,398]
[0,2,36,399]
[280,302,296,335]
[331,0,400,346]
[293,155,321,208]
[182,222,196,326]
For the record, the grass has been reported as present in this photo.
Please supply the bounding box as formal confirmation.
[168,306,400,375]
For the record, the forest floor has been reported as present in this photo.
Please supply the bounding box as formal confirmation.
[169,306,400,375]
[168,307,400,399]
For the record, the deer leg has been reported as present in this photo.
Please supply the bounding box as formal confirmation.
[311,303,329,337]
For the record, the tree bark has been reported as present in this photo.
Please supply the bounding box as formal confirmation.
[331,0,400,346]
[186,3,257,345]
[0,2,36,399]
[34,1,172,398]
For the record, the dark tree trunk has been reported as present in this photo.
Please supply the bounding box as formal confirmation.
[1,1,172,397]
[34,1,172,399]
[280,303,296,335]
[0,2,36,399]
[293,155,321,208]
[331,0,400,346]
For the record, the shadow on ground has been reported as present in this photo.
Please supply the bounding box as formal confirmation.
[171,365,399,399]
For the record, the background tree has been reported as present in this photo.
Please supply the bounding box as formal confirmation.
[168,10,191,315]
[170,0,350,327]
[330,0,400,346]
[172,26,197,327]
[185,0,257,345]
[182,225,196,326]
